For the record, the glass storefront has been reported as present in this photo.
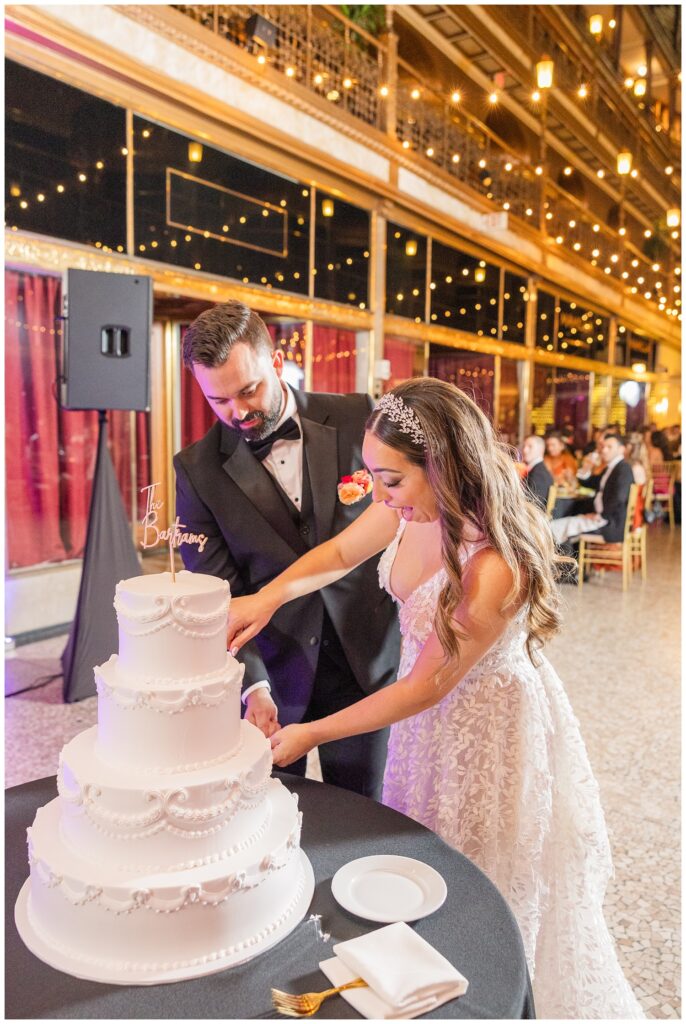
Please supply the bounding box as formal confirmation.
[428,345,495,418]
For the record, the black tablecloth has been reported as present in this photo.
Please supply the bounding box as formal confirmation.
[6,775,534,1019]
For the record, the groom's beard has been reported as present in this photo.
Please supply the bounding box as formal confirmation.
[231,391,283,442]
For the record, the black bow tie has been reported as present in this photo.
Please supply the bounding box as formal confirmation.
[246,417,301,462]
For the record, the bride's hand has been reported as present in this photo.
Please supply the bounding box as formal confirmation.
[227,592,279,654]
[270,724,316,767]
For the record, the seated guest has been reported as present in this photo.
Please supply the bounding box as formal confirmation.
[551,433,634,548]
[648,429,672,466]
[665,424,681,459]
[626,433,650,486]
[522,435,554,509]
[582,427,606,457]
[544,431,578,486]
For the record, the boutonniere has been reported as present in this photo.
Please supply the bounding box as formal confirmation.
[337,469,373,505]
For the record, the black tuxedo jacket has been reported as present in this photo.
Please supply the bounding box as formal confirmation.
[524,461,554,510]
[174,389,401,726]
[584,459,634,542]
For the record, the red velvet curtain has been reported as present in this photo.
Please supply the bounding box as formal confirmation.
[5,269,151,569]
[428,350,495,417]
[180,324,215,450]
[383,336,416,393]
[313,326,356,393]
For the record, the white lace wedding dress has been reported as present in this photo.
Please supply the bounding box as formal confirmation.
[379,520,643,1019]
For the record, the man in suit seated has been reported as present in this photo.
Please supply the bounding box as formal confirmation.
[174,301,400,800]
[522,434,554,510]
[550,433,634,552]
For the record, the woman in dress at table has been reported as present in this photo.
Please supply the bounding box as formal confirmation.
[228,380,643,1020]
[544,431,578,486]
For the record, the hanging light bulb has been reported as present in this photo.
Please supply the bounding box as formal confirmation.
[589,14,603,36]
[321,198,334,218]
[616,151,633,176]
[634,78,647,97]
[188,142,203,163]
[405,239,418,257]
[667,208,680,228]
[475,267,486,283]
[536,56,554,90]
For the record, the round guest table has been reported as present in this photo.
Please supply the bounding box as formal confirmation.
[6,775,534,1019]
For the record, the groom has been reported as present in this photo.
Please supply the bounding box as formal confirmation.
[174,301,400,799]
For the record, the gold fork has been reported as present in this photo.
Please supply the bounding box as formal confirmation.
[271,977,368,1017]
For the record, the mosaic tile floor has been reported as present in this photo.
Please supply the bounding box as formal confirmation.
[5,527,680,1017]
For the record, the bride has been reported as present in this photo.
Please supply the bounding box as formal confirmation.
[227,378,643,1019]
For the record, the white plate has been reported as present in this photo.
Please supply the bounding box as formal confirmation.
[331,854,447,923]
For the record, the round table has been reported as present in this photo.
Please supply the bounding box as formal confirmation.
[6,775,534,1019]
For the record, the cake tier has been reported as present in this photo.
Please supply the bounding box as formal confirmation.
[95,653,243,773]
[114,571,229,680]
[58,721,272,871]
[20,780,313,984]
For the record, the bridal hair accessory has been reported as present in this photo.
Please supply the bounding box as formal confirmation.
[377,393,426,447]
[338,470,373,505]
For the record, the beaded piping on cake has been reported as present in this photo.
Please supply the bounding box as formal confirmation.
[114,588,229,639]
[57,754,272,840]
[95,660,243,715]
[28,811,303,915]
[26,857,309,974]
[105,652,241,689]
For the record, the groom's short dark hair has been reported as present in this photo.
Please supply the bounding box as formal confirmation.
[182,301,273,369]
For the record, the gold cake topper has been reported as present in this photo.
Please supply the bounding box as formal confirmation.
[140,483,208,582]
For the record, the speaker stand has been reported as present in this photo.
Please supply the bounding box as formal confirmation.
[62,411,141,702]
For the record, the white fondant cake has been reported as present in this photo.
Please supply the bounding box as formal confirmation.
[15,570,314,984]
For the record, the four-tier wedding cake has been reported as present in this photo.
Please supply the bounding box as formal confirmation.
[15,570,314,984]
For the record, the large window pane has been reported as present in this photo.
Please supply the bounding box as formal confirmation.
[314,193,369,308]
[535,290,556,351]
[6,61,126,251]
[531,364,555,436]
[553,370,591,449]
[498,358,524,445]
[386,224,427,320]
[134,116,309,290]
[557,298,609,361]
[383,336,424,392]
[501,272,528,344]
[430,242,499,338]
[428,345,495,418]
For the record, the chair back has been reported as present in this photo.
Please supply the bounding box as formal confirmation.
[623,484,640,541]
[643,477,654,510]
[651,462,676,496]
[545,484,557,518]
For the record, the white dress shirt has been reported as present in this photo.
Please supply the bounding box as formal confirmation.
[261,383,303,508]
[241,382,303,705]
[594,455,623,514]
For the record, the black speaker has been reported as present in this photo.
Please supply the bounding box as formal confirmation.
[61,269,152,411]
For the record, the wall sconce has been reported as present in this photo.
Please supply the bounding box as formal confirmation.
[475,267,486,283]
[589,14,603,36]
[188,142,203,163]
[616,151,633,176]
[405,239,418,257]
[536,56,554,90]
[321,199,334,218]
[633,78,647,98]
[666,208,680,228]
[631,362,647,375]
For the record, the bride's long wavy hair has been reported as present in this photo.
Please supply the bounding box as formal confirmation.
[367,378,562,668]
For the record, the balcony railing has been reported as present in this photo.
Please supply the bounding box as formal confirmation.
[171,4,680,322]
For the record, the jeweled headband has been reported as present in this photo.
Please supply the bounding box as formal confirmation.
[376,393,426,447]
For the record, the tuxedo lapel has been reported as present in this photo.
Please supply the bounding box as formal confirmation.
[220,426,305,555]
[295,395,339,545]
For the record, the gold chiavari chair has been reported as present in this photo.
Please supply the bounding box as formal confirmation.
[650,461,678,530]
[545,484,558,520]
[630,479,652,583]
[578,484,640,592]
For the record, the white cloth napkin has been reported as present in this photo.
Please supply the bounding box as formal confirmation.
[319,922,468,1019]
[551,513,607,544]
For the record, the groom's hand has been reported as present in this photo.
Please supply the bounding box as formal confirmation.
[245,689,280,738]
